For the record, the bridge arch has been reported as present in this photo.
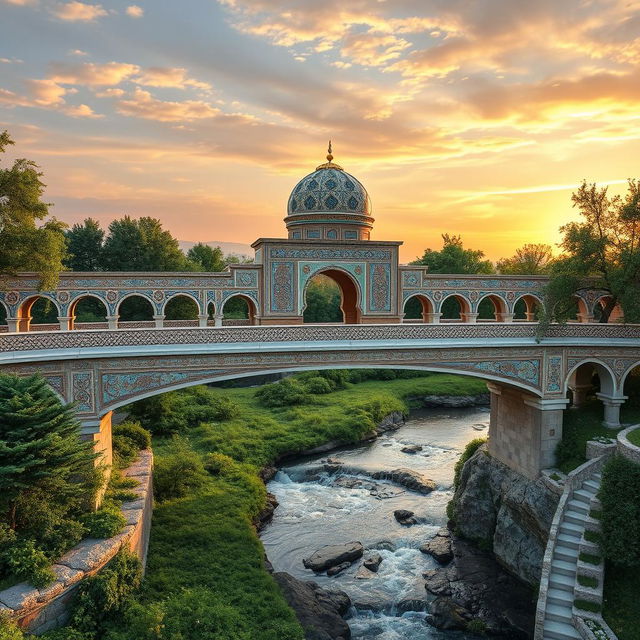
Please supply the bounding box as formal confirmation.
[565,358,617,397]
[476,293,508,321]
[68,294,108,329]
[116,293,156,324]
[163,294,200,323]
[162,292,201,318]
[402,294,434,322]
[513,294,544,321]
[302,267,361,324]
[222,294,257,325]
[0,300,8,328]
[17,295,61,331]
[438,293,471,321]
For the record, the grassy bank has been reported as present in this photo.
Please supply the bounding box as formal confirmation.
[106,372,486,639]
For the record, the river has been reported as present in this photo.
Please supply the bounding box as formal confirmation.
[260,406,490,639]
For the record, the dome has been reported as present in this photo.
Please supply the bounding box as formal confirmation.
[287,167,371,216]
[284,144,374,241]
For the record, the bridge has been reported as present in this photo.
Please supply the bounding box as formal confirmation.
[1,321,638,480]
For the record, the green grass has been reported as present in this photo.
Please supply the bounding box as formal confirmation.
[556,402,640,473]
[574,599,601,613]
[584,530,600,544]
[628,427,640,447]
[577,574,598,589]
[604,563,640,640]
[579,552,602,565]
[111,372,486,639]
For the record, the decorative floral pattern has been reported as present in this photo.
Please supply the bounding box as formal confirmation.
[271,262,294,313]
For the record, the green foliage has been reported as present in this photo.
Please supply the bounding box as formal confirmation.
[411,233,494,274]
[0,130,67,289]
[600,454,640,567]
[113,421,151,450]
[303,274,342,322]
[466,618,487,634]
[164,295,199,320]
[579,552,602,565]
[603,561,640,640]
[187,243,226,272]
[302,376,333,394]
[584,529,600,543]
[65,218,104,271]
[153,437,208,501]
[628,428,640,446]
[113,434,139,469]
[203,452,234,476]
[496,243,553,275]
[4,539,55,588]
[590,508,602,520]
[453,438,487,489]
[574,599,601,613]
[80,504,126,538]
[0,615,25,640]
[69,549,142,635]
[577,574,598,588]
[255,378,308,408]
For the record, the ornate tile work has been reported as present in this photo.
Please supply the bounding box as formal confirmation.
[270,248,391,260]
[369,263,391,312]
[297,262,366,313]
[235,270,258,287]
[271,262,294,313]
[72,371,95,413]
[441,359,540,387]
[545,355,563,392]
[44,374,65,400]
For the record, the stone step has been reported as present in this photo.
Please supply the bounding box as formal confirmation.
[550,571,576,592]
[593,472,602,480]
[559,521,583,537]
[567,499,589,515]
[552,558,577,577]
[573,489,595,504]
[554,544,579,563]
[557,533,580,550]
[543,618,582,640]
[564,511,586,526]
[547,587,573,607]
[546,602,574,624]
[583,479,600,493]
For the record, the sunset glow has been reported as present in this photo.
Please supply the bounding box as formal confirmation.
[1,0,640,261]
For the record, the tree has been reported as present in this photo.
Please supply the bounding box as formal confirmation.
[186,243,225,272]
[543,180,640,324]
[0,130,67,289]
[101,216,190,271]
[0,373,97,530]
[65,218,104,271]
[411,234,494,274]
[303,275,342,322]
[497,243,553,275]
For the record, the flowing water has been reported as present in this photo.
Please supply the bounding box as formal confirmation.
[260,407,490,639]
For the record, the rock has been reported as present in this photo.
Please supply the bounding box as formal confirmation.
[393,509,417,525]
[311,584,351,617]
[416,393,490,408]
[401,444,423,454]
[273,572,351,640]
[259,466,277,482]
[254,492,279,531]
[428,596,472,630]
[423,568,453,596]
[375,411,405,434]
[326,457,344,465]
[420,535,453,564]
[397,598,428,614]
[354,565,376,579]
[363,553,382,572]
[303,542,364,572]
[371,468,436,494]
[327,562,351,577]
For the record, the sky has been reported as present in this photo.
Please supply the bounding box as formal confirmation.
[1,0,640,262]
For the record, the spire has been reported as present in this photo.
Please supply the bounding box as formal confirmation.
[316,139,343,170]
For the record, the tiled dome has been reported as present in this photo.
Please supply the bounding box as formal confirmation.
[287,167,371,217]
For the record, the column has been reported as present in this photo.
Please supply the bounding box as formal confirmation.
[525,311,536,321]
[578,312,594,323]
[58,315,74,331]
[497,312,514,323]
[214,313,224,327]
[569,384,592,408]
[596,393,627,429]
[522,396,569,471]
[80,412,113,507]
[462,312,479,323]
[6,317,19,333]
[198,314,208,328]
[425,312,442,324]
[106,314,119,330]
[153,314,165,329]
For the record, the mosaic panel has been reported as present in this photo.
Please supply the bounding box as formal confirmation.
[545,355,563,393]
[369,263,391,312]
[72,371,95,413]
[271,262,294,313]
[270,248,391,260]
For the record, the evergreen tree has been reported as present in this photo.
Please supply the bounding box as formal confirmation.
[65,218,104,271]
[0,374,97,530]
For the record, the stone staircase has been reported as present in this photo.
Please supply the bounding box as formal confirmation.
[539,473,602,640]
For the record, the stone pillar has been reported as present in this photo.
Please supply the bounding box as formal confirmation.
[6,317,19,333]
[525,311,536,322]
[578,312,594,323]
[462,312,479,323]
[596,393,627,429]
[106,314,119,330]
[425,312,442,324]
[214,313,224,327]
[58,316,74,331]
[153,314,165,329]
[81,412,113,507]
[570,384,592,408]
[198,314,208,328]
[497,312,514,323]
[487,382,568,478]
[19,316,33,332]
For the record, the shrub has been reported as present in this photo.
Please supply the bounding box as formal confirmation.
[4,539,55,588]
[466,618,487,634]
[453,438,487,489]
[69,549,142,635]
[574,599,601,613]
[0,615,24,640]
[302,376,333,394]
[113,434,139,469]
[81,505,126,538]
[203,452,234,476]
[255,378,308,407]
[153,438,207,502]
[113,421,151,450]
[578,574,598,588]
[579,552,602,565]
[599,454,640,567]
[584,530,600,544]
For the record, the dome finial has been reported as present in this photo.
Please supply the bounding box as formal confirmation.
[327,140,333,162]
[316,139,342,170]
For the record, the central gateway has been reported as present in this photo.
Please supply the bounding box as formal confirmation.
[253,145,403,324]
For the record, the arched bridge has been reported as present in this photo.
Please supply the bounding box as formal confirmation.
[1,322,639,480]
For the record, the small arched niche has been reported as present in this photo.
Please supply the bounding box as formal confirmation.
[222,295,257,325]
[303,270,360,324]
[402,295,433,322]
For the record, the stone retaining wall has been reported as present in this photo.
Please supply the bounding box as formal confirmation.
[0,450,153,635]
[617,425,640,464]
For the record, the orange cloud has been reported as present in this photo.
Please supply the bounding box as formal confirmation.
[52,1,108,21]
[135,67,211,90]
[49,61,140,86]
[115,88,220,121]
[125,4,143,18]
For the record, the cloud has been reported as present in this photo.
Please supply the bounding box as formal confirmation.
[52,1,107,21]
[69,49,89,56]
[3,0,37,4]
[49,61,140,86]
[115,88,220,121]
[125,4,143,17]
[64,103,102,118]
[25,79,68,105]
[135,67,211,90]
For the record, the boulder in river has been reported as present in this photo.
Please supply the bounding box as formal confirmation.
[354,565,376,579]
[420,528,453,564]
[428,596,472,630]
[393,509,417,525]
[327,562,351,577]
[363,553,383,572]
[401,444,423,454]
[303,542,364,572]
[273,572,351,640]
[371,468,436,494]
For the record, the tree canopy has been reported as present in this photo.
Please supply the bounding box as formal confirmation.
[543,180,640,324]
[65,218,104,271]
[186,243,226,272]
[0,130,67,289]
[411,234,494,274]
[497,243,553,275]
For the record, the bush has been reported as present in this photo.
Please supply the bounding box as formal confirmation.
[600,454,640,567]
[69,549,142,635]
[113,421,151,450]
[303,376,333,394]
[153,438,207,502]
[466,618,487,634]
[578,574,598,588]
[255,378,308,408]
[113,434,139,469]
[0,615,24,640]
[203,452,234,476]
[81,504,126,538]
[4,539,55,588]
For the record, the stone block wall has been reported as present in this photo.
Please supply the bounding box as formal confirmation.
[0,450,153,635]
[617,425,640,464]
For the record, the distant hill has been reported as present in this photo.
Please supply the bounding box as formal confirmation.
[179,240,253,259]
